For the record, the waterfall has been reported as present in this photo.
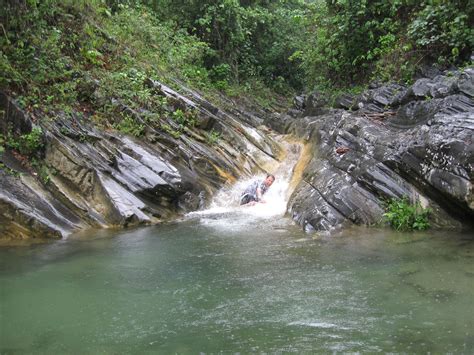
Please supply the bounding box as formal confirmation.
[186,139,303,228]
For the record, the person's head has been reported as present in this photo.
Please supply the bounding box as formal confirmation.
[264,174,275,187]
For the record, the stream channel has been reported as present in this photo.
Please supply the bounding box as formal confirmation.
[1,142,473,353]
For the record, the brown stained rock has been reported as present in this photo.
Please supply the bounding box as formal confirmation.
[336,146,350,155]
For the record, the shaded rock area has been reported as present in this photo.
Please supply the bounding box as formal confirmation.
[0,80,282,241]
[267,67,474,232]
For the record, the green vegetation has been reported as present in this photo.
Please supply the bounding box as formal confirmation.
[207,129,221,145]
[142,0,307,92]
[160,124,181,139]
[300,0,473,90]
[0,162,20,177]
[0,134,5,154]
[31,158,52,184]
[6,127,44,157]
[383,197,431,231]
[1,0,472,121]
[1,1,207,121]
[114,114,145,137]
[172,109,197,129]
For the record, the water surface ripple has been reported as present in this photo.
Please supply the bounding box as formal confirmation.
[1,217,473,353]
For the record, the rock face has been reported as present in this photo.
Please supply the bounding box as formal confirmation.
[268,68,474,232]
[2,66,473,240]
[0,80,282,241]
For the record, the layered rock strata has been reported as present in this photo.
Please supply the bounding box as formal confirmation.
[0,80,281,240]
[269,68,474,232]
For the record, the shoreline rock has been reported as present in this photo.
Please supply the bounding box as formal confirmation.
[268,67,474,232]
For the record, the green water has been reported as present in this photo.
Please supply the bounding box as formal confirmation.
[1,215,473,353]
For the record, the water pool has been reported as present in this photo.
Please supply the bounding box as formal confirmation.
[1,213,473,353]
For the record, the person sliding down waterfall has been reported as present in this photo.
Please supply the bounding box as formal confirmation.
[240,174,275,206]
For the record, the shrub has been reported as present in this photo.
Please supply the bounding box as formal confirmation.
[408,3,473,64]
[206,129,221,145]
[383,197,431,231]
[114,114,144,137]
[160,123,181,139]
[299,1,473,89]
[172,109,196,128]
[7,127,44,156]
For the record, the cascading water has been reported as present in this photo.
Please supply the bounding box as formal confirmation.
[186,139,303,229]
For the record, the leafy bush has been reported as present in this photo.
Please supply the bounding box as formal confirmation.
[2,0,472,122]
[160,123,181,139]
[172,109,196,128]
[383,197,431,231]
[147,0,306,91]
[6,127,44,156]
[408,3,474,64]
[299,0,473,90]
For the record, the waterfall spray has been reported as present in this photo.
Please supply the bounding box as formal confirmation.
[187,140,303,228]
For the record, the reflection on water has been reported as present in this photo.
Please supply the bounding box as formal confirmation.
[0,220,473,353]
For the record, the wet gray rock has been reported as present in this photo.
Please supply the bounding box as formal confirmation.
[271,67,474,232]
[411,78,433,99]
[0,77,282,240]
[178,191,201,212]
[354,83,407,112]
[0,93,32,135]
[457,68,474,97]
[418,65,444,80]
[0,170,84,239]
[430,75,458,98]
[303,91,329,116]
[293,95,306,111]
[334,93,356,110]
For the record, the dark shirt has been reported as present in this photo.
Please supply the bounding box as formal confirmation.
[240,180,268,204]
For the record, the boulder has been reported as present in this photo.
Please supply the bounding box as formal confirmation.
[293,95,306,110]
[0,93,32,136]
[303,91,329,116]
[334,93,356,110]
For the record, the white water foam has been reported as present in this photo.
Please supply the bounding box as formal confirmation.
[187,140,301,229]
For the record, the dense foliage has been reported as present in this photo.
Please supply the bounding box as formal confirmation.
[5,127,44,157]
[1,0,206,111]
[147,0,307,91]
[1,0,472,105]
[300,0,473,89]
